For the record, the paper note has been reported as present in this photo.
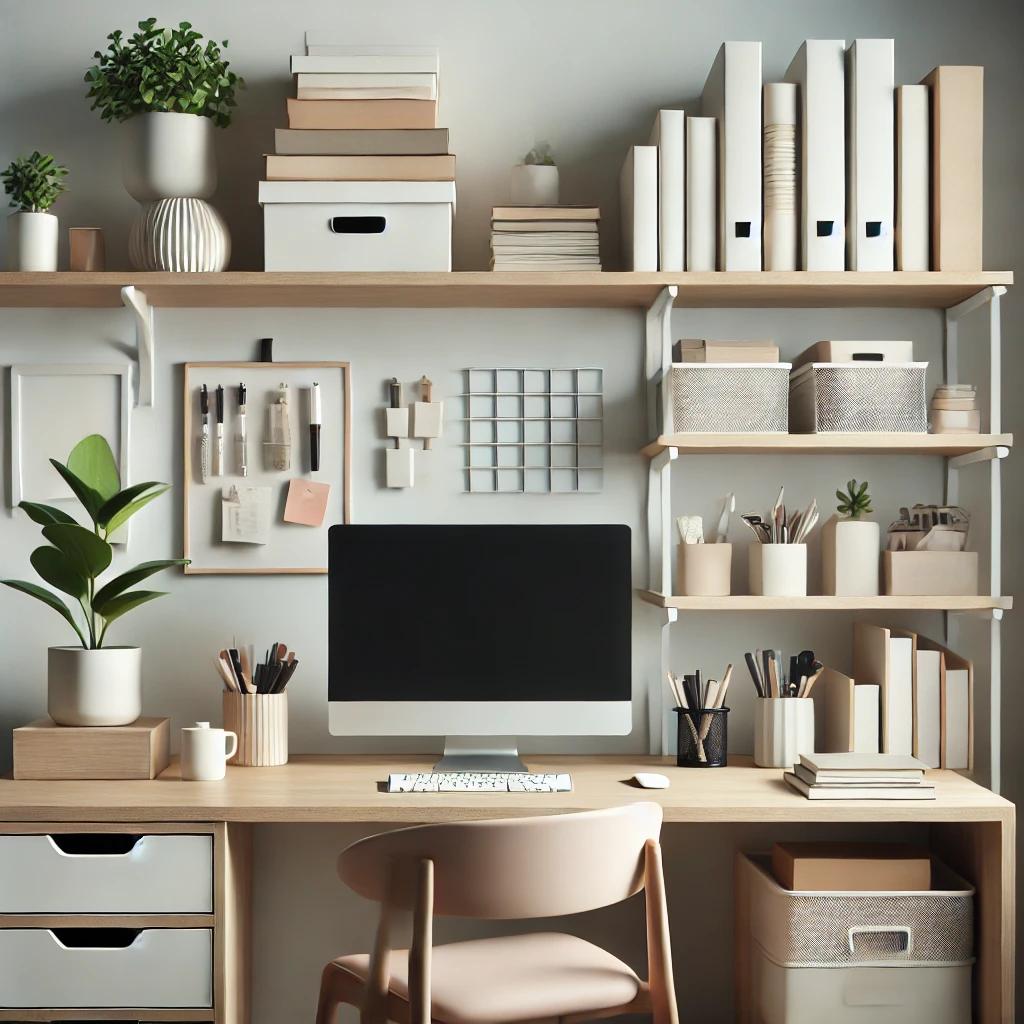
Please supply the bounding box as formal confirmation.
[222,485,272,544]
[283,479,331,527]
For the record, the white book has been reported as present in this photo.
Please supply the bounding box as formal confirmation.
[304,38,438,57]
[846,39,895,270]
[914,648,941,768]
[649,110,685,271]
[784,40,846,270]
[854,683,881,754]
[887,636,914,757]
[784,773,935,800]
[701,41,762,270]
[295,72,437,101]
[800,752,927,773]
[620,146,658,271]
[942,662,970,771]
[686,117,717,271]
[259,180,456,204]
[897,84,930,271]
[291,54,439,75]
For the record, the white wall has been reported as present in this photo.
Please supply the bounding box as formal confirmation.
[1,2,1022,1019]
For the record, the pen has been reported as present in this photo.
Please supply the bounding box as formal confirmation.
[237,383,248,477]
[310,381,322,473]
[199,385,210,483]
[214,385,225,476]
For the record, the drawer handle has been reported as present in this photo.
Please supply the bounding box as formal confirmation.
[49,833,143,856]
[329,216,386,234]
[847,924,912,958]
[51,927,142,949]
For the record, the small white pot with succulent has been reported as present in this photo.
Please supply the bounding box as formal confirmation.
[510,142,559,206]
[3,151,68,271]
[822,479,880,597]
[2,435,188,726]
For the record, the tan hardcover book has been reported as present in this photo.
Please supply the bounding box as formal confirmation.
[287,98,437,130]
[920,66,983,270]
[13,717,170,780]
[275,127,449,155]
[492,206,601,221]
[772,841,932,891]
[265,154,455,181]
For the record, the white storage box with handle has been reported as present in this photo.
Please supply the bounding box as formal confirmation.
[260,180,455,271]
[740,853,973,1024]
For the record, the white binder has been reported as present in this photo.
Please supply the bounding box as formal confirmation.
[619,145,658,271]
[896,84,929,271]
[649,110,685,271]
[686,117,716,271]
[846,39,895,270]
[784,40,846,270]
[701,42,762,271]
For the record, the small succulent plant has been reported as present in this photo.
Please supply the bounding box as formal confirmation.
[523,142,556,166]
[836,479,873,520]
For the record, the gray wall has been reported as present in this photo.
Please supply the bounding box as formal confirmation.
[1,2,1021,1019]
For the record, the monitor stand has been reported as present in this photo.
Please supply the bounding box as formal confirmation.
[433,736,529,773]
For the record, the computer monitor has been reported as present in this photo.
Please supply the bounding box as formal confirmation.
[328,524,632,771]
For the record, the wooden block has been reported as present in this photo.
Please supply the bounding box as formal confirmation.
[13,717,170,780]
[883,550,979,596]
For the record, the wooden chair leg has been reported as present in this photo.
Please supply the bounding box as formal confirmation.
[316,963,363,1024]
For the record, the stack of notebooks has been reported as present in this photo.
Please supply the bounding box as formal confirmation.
[490,207,601,271]
[785,753,935,801]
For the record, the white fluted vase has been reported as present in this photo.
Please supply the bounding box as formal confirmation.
[129,198,230,271]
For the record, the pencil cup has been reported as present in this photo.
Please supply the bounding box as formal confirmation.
[749,543,807,597]
[222,693,288,766]
[754,698,815,768]
[675,707,729,768]
[677,543,732,596]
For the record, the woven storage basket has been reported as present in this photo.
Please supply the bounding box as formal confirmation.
[668,363,790,433]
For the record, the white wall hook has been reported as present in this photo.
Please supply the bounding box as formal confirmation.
[120,285,154,407]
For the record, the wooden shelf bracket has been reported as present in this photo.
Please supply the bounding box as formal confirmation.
[121,285,155,407]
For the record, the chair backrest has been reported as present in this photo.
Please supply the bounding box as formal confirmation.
[338,802,662,920]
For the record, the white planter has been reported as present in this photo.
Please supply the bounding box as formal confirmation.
[7,212,58,271]
[754,698,815,768]
[822,516,880,596]
[47,646,142,726]
[129,198,230,271]
[122,112,216,202]
[749,543,807,597]
[510,163,559,206]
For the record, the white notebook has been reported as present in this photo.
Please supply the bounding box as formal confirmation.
[620,146,658,271]
[897,84,930,271]
[649,110,685,271]
[686,116,717,271]
[914,648,942,768]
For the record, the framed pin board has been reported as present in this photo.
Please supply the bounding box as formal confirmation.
[182,362,351,574]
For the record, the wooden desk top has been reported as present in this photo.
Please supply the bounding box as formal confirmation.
[0,756,1013,824]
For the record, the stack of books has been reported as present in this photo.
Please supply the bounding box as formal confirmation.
[490,207,601,272]
[784,752,936,800]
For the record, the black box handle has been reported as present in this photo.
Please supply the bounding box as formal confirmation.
[329,216,386,235]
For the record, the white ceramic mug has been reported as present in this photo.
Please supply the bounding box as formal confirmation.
[181,722,237,781]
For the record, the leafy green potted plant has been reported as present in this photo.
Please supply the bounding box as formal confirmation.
[822,479,880,597]
[85,18,242,202]
[2,435,187,725]
[510,142,559,205]
[2,152,68,271]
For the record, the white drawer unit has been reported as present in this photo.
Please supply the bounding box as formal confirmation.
[0,832,213,914]
[0,927,213,1007]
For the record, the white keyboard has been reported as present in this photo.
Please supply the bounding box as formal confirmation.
[386,772,573,793]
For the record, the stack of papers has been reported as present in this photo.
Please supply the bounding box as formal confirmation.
[784,752,935,800]
[491,206,601,271]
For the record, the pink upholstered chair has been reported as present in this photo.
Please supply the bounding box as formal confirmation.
[315,802,678,1024]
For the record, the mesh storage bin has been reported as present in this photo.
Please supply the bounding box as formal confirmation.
[789,362,928,433]
[668,363,790,433]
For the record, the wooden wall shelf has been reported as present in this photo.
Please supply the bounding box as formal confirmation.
[642,432,1014,457]
[0,270,1012,310]
[639,591,1013,612]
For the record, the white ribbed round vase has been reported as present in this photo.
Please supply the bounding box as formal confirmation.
[129,198,230,271]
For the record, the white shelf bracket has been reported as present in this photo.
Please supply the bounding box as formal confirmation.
[644,285,677,438]
[646,447,678,592]
[121,285,155,408]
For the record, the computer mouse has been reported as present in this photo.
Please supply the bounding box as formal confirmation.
[633,772,670,790]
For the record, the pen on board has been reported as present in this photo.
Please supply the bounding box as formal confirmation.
[214,385,225,476]
[199,384,211,483]
[310,381,322,473]
[237,383,248,477]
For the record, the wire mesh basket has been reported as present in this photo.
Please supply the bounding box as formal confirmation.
[668,364,790,433]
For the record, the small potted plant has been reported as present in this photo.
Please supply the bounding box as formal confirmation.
[822,479,880,596]
[2,152,68,271]
[85,18,243,202]
[510,142,559,206]
[2,434,188,726]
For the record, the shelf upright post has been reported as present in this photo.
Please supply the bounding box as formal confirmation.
[121,285,155,407]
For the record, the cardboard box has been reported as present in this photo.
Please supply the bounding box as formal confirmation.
[771,841,932,891]
[13,717,169,780]
[884,550,978,596]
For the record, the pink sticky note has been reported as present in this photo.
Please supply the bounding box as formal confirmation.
[283,479,331,527]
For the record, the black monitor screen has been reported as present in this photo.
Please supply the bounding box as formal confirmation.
[328,524,631,702]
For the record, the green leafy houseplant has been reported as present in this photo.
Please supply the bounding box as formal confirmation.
[523,142,556,166]
[1,435,187,649]
[1,152,68,213]
[84,18,243,127]
[836,479,873,520]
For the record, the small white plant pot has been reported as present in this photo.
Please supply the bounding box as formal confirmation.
[7,211,58,271]
[754,698,815,768]
[122,111,216,202]
[48,646,142,727]
[749,543,807,597]
[677,543,732,596]
[510,163,559,206]
[822,516,880,596]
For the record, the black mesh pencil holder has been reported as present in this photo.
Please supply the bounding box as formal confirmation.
[675,707,729,767]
